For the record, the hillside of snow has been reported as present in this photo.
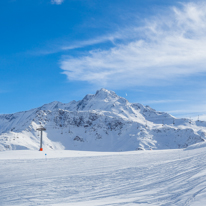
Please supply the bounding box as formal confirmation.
[1,143,206,205]
[0,88,206,151]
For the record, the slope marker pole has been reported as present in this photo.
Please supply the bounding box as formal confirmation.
[37,126,46,151]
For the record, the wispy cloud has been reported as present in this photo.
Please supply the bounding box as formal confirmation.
[61,34,121,51]
[34,33,122,56]
[144,100,184,104]
[168,103,206,119]
[60,2,206,88]
[51,0,64,5]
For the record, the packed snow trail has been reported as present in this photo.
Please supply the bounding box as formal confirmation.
[1,144,206,205]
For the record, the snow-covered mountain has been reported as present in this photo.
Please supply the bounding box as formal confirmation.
[0,88,205,151]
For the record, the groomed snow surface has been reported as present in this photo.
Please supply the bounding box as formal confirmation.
[1,143,206,206]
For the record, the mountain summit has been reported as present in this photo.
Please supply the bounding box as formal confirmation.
[0,89,205,151]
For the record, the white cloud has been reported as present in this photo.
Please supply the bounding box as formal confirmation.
[53,31,132,55]
[60,2,206,88]
[168,102,206,119]
[61,34,121,50]
[144,100,184,104]
[30,33,123,56]
[51,0,64,5]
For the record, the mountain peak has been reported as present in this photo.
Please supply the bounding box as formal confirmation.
[96,88,110,93]
[76,88,122,111]
[95,88,118,99]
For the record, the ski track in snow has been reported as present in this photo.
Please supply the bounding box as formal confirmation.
[1,146,206,206]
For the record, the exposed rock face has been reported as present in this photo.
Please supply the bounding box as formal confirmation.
[0,88,205,151]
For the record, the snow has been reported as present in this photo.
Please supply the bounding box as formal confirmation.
[0,88,205,152]
[1,143,206,205]
[1,89,206,205]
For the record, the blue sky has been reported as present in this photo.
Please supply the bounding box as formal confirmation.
[1,0,206,120]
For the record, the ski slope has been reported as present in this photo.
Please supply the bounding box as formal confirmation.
[1,143,206,205]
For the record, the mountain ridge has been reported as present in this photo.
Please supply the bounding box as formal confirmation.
[0,88,205,151]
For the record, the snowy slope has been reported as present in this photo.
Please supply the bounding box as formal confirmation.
[0,88,205,151]
[1,144,206,205]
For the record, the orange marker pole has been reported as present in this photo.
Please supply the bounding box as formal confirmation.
[37,126,46,151]
[40,130,43,151]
